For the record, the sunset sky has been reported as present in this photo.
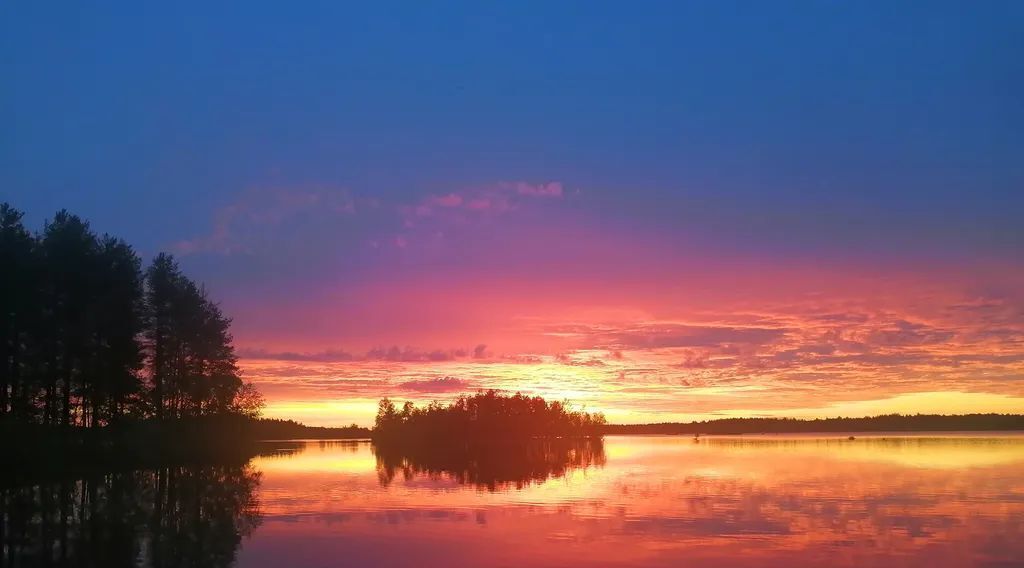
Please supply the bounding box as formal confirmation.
[3,2,1023,425]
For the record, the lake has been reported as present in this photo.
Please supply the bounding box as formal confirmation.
[3,434,1024,567]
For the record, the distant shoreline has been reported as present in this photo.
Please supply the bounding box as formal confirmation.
[256,431,1024,445]
[4,413,1022,479]
[601,414,1024,436]
[602,430,1024,437]
[299,413,1024,436]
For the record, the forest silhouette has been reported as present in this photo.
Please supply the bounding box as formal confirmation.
[0,203,260,429]
[0,203,284,475]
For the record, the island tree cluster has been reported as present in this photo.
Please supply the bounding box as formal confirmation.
[374,390,606,443]
[0,203,262,428]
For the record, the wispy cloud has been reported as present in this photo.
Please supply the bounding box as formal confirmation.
[172,187,357,255]
[397,376,473,393]
[240,344,499,364]
[171,182,1024,425]
[172,181,572,264]
[239,283,1024,424]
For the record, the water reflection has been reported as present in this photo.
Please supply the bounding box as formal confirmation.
[374,438,606,491]
[258,439,363,459]
[242,434,1024,567]
[0,464,261,567]
[4,435,1024,567]
[694,434,1024,469]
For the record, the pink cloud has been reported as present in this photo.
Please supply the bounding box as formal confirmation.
[397,376,473,393]
[406,180,566,219]
[170,181,1024,425]
[172,187,356,256]
[431,193,464,207]
[234,257,1024,424]
[174,181,574,265]
[465,198,494,211]
[510,181,563,197]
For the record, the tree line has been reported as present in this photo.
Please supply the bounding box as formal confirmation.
[374,390,607,443]
[245,418,370,440]
[602,413,1024,435]
[0,203,262,429]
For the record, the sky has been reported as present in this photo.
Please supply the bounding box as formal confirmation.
[2,2,1023,425]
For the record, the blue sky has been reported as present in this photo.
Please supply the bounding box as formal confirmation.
[3,2,1024,423]
[3,1,1021,260]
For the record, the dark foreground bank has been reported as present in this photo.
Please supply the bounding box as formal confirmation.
[0,416,370,482]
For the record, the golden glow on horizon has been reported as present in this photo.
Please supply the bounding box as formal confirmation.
[259,389,1024,428]
[240,267,1024,428]
[782,391,1024,419]
[263,399,381,426]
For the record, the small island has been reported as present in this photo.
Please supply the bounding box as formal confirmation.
[372,390,607,445]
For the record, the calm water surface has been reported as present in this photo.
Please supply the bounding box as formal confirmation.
[243,434,1024,568]
[4,434,1024,567]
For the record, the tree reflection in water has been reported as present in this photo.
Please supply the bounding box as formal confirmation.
[374,437,606,491]
[0,464,261,567]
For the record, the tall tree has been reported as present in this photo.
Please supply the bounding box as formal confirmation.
[144,254,247,419]
[190,289,243,415]
[39,211,99,426]
[0,204,37,419]
[144,253,182,420]
[89,236,144,425]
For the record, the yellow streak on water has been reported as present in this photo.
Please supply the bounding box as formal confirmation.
[238,434,1024,567]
